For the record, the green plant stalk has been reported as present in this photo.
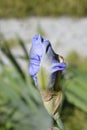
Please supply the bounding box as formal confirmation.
[56,116,66,130]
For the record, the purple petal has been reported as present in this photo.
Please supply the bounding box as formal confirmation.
[29,35,44,86]
[49,62,66,88]
[30,34,43,57]
[51,62,67,73]
[28,34,66,88]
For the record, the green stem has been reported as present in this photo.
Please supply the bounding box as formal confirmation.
[56,117,66,130]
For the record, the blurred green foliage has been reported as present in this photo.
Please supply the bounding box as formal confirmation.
[0,66,52,130]
[62,102,87,130]
[1,39,20,50]
[0,40,87,130]
[66,51,87,72]
[64,51,87,112]
[0,0,87,18]
[0,40,52,130]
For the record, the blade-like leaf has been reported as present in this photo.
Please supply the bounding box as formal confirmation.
[1,41,26,80]
[18,38,29,60]
[62,68,87,112]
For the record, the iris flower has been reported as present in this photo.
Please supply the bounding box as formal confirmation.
[29,34,66,88]
[28,34,66,130]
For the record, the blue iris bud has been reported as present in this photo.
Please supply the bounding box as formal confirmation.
[28,34,66,88]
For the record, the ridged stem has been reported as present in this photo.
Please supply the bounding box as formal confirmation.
[56,116,66,130]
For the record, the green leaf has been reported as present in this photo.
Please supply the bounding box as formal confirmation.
[1,41,26,80]
[63,68,87,112]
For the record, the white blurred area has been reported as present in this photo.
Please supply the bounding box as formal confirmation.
[0,17,87,69]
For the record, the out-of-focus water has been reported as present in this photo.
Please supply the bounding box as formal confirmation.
[0,17,87,68]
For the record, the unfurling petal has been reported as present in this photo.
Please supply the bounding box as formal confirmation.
[29,34,66,88]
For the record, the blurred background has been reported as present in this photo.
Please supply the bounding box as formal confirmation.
[0,0,87,130]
